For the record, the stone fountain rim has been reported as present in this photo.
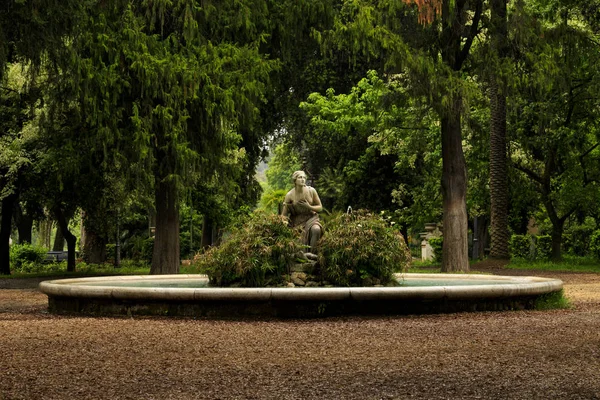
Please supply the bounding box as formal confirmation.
[39,273,563,302]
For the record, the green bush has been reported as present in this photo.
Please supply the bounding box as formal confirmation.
[535,235,552,260]
[10,243,47,268]
[510,234,531,259]
[428,237,443,262]
[563,229,591,256]
[563,218,596,256]
[317,210,411,286]
[590,230,600,259]
[121,235,154,263]
[105,244,116,261]
[13,260,66,274]
[190,211,304,287]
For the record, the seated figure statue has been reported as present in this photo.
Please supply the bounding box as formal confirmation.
[282,170,323,254]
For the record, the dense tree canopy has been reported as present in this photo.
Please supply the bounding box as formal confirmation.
[508,0,600,260]
[2,0,600,275]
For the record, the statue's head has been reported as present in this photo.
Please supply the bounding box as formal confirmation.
[292,170,307,185]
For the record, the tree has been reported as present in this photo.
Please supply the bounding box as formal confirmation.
[0,64,41,274]
[45,1,279,274]
[300,71,442,232]
[258,143,301,214]
[0,0,81,80]
[316,0,484,271]
[488,0,511,259]
[0,0,83,274]
[509,0,600,260]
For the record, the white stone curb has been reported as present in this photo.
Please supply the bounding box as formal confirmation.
[39,273,563,302]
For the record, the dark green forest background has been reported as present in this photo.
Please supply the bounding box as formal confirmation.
[1,0,599,275]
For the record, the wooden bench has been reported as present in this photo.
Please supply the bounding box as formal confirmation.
[44,251,70,263]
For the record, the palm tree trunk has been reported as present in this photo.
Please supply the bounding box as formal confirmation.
[489,80,510,258]
[489,0,510,259]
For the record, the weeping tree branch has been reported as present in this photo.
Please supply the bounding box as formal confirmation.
[512,162,544,185]
[580,142,599,185]
[457,0,483,69]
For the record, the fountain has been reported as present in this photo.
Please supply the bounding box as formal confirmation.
[39,273,563,318]
[39,173,563,317]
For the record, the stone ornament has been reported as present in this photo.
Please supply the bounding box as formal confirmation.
[282,170,323,254]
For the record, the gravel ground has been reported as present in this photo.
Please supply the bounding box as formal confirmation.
[1,269,599,400]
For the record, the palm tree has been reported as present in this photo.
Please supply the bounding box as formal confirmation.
[489,0,510,259]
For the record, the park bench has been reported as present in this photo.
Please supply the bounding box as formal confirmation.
[44,251,70,263]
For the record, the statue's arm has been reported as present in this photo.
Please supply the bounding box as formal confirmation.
[309,188,323,213]
[282,193,291,217]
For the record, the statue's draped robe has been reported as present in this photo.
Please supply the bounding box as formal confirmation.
[285,187,323,250]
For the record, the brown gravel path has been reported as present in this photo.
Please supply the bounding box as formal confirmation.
[1,270,599,400]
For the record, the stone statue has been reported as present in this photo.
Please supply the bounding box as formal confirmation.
[282,170,323,254]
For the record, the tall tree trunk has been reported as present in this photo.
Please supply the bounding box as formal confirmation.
[472,215,489,260]
[53,206,77,272]
[83,228,107,264]
[14,203,33,244]
[489,0,510,259]
[53,209,74,251]
[81,211,108,264]
[540,189,571,261]
[440,96,469,272]
[0,194,17,275]
[151,177,180,274]
[80,211,86,251]
[38,218,52,249]
[52,222,65,251]
[436,0,480,272]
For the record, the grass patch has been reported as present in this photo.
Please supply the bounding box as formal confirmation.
[2,260,150,279]
[407,267,441,273]
[408,260,489,274]
[409,259,440,273]
[534,290,571,310]
[508,256,600,273]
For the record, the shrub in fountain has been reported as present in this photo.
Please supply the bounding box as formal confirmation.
[192,209,411,288]
[191,211,304,287]
[317,210,411,286]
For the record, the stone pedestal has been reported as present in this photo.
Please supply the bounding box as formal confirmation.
[420,223,441,261]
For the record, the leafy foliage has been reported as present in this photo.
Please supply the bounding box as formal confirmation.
[120,237,154,264]
[299,71,440,226]
[510,234,532,259]
[508,0,600,260]
[264,144,302,191]
[534,290,570,311]
[9,260,150,276]
[590,230,600,260]
[179,204,203,259]
[563,218,597,256]
[9,243,47,269]
[508,255,600,273]
[535,235,552,261]
[190,211,304,287]
[258,189,287,214]
[42,0,281,274]
[428,237,443,262]
[317,210,411,286]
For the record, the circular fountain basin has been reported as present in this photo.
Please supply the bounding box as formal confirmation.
[39,273,563,318]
